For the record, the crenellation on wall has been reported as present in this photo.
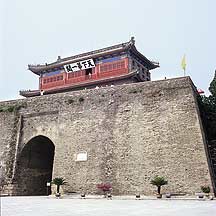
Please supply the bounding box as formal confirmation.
[0,76,214,195]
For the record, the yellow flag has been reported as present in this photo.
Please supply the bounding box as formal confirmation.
[181,55,186,71]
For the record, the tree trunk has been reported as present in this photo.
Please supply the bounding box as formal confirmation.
[157,186,161,195]
[57,185,60,193]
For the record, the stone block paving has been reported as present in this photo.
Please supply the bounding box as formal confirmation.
[1,196,216,216]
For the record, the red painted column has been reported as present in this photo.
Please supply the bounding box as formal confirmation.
[39,76,42,90]
[125,58,129,73]
[95,64,100,79]
[63,72,67,85]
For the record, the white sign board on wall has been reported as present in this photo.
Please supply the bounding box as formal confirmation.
[75,152,88,161]
[64,59,95,73]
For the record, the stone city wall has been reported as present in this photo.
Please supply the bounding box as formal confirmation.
[0,77,213,195]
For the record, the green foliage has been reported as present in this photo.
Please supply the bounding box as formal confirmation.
[128,89,142,94]
[200,95,216,113]
[0,103,27,113]
[150,176,168,187]
[52,177,67,186]
[201,186,210,194]
[129,89,138,94]
[199,71,216,141]
[52,177,67,193]
[209,71,216,97]
[150,176,168,195]
[0,105,14,112]
[201,71,216,113]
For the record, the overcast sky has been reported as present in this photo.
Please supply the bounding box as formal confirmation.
[1,0,216,101]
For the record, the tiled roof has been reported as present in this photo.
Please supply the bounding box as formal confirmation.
[28,37,159,75]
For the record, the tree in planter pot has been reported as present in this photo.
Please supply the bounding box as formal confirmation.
[97,183,112,198]
[150,176,168,198]
[52,177,67,197]
[201,186,210,198]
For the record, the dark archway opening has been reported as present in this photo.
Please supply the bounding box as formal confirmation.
[16,135,55,195]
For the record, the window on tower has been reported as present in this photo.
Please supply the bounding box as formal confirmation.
[43,75,63,84]
[100,60,125,72]
[85,68,92,76]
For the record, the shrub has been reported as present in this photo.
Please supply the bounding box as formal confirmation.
[0,103,26,113]
[97,183,112,195]
[129,89,138,94]
[201,186,210,194]
[7,106,15,112]
[128,89,142,94]
[0,105,15,112]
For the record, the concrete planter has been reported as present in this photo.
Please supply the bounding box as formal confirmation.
[135,194,141,199]
[197,193,204,199]
[165,193,171,198]
[157,194,162,199]
[107,193,112,199]
[55,193,61,198]
[81,194,86,198]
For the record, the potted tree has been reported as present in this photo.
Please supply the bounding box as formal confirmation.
[97,183,112,198]
[201,186,210,198]
[52,177,67,198]
[150,176,168,198]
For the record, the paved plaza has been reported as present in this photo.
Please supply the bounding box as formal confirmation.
[1,196,216,216]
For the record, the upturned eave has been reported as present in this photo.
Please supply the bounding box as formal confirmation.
[28,37,159,74]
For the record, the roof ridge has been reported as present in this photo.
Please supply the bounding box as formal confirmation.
[29,38,134,68]
[59,40,132,63]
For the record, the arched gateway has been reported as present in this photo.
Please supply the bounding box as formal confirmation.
[16,135,55,195]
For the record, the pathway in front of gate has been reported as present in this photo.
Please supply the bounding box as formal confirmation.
[1,196,216,216]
